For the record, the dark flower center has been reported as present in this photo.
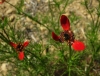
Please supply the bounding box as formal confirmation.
[59,30,75,45]
[16,43,24,52]
[64,33,70,40]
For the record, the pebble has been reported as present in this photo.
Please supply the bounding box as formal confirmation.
[0,63,7,76]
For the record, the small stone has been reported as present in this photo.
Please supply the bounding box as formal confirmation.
[1,63,7,75]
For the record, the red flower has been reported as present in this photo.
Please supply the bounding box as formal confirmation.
[52,15,85,51]
[0,0,5,4]
[9,41,29,60]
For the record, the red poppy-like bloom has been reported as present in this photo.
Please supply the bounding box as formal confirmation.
[0,0,5,4]
[9,41,29,60]
[52,15,85,51]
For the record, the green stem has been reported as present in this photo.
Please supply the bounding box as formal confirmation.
[69,45,72,59]
[68,45,72,76]
[86,41,94,76]
[86,57,93,76]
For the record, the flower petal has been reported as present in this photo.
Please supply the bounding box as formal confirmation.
[18,51,24,60]
[0,0,5,4]
[23,41,29,47]
[72,40,85,51]
[9,42,17,48]
[60,15,70,31]
[52,32,60,41]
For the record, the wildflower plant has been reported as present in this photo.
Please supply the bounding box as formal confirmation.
[9,41,29,60]
[0,0,100,76]
[52,15,85,51]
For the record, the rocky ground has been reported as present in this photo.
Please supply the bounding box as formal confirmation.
[0,0,99,75]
